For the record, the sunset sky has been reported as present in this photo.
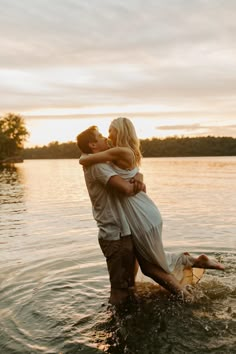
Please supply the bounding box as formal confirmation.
[0,0,236,147]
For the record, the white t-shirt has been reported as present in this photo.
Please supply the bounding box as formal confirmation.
[83,162,131,240]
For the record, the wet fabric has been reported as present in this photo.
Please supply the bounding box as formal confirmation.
[99,235,136,289]
[111,164,204,285]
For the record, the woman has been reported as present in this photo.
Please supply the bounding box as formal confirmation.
[80,117,224,300]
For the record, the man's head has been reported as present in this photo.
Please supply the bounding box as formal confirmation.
[76,126,108,153]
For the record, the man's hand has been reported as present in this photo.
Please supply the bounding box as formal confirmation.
[130,179,146,194]
[108,175,145,196]
[133,172,143,182]
[130,172,146,194]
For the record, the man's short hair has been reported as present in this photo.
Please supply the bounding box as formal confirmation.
[76,125,98,153]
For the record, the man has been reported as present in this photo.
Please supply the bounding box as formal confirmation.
[76,126,145,305]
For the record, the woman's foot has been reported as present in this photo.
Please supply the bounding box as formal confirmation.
[193,254,224,270]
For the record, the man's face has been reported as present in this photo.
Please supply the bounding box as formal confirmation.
[92,130,108,152]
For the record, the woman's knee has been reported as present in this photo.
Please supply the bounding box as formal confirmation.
[140,263,156,278]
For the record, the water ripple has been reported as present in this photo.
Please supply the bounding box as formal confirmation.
[0,158,236,353]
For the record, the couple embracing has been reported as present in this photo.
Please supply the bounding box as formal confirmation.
[77,118,224,305]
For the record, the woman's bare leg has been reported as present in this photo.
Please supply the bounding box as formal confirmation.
[136,252,193,301]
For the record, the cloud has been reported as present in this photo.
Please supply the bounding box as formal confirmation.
[156,122,236,138]
[1,0,236,67]
[157,123,202,131]
[0,0,236,140]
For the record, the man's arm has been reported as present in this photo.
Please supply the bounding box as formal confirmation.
[89,163,146,195]
[108,175,145,196]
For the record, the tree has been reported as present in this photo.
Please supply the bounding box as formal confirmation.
[0,113,29,160]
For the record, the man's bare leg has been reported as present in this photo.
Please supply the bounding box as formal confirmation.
[109,288,130,305]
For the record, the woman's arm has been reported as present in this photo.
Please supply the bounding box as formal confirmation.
[79,147,132,166]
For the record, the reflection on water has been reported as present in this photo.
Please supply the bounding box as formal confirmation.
[0,165,24,202]
[94,279,236,353]
[0,158,236,353]
[0,165,26,241]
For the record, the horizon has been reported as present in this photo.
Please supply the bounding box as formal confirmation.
[22,115,236,148]
[1,0,236,147]
[23,121,235,150]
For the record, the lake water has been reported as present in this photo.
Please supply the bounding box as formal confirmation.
[0,157,235,353]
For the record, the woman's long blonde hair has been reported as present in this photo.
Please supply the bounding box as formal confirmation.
[110,117,142,166]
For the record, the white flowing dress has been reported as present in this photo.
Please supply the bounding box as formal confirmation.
[112,164,204,285]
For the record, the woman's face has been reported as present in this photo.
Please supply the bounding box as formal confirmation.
[108,125,117,146]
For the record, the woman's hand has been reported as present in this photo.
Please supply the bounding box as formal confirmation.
[79,154,88,165]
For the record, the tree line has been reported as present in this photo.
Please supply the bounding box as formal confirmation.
[23,136,236,159]
[0,113,29,162]
[1,113,236,161]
